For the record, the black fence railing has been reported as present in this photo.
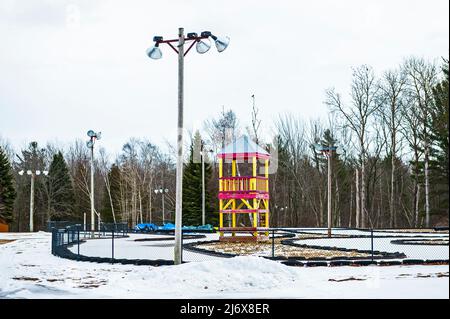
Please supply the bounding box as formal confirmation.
[47,221,129,234]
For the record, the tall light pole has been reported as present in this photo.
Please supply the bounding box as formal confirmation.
[86,130,101,237]
[147,28,229,265]
[18,169,48,232]
[154,187,169,224]
[315,144,337,238]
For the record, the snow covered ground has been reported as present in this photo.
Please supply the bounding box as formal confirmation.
[0,231,448,299]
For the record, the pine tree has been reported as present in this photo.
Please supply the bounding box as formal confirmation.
[0,146,16,223]
[47,152,75,221]
[429,58,449,220]
[182,132,213,226]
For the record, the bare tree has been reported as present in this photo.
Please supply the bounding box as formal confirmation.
[377,68,407,227]
[326,65,380,228]
[403,57,438,227]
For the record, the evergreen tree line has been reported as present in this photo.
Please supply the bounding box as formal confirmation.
[0,55,448,230]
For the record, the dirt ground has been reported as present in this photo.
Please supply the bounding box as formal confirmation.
[0,239,15,245]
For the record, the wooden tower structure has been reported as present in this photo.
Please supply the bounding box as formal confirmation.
[217,136,270,242]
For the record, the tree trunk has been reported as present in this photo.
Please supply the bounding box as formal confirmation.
[349,181,353,228]
[390,141,396,228]
[361,159,367,228]
[355,168,360,228]
[415,183,421,228]
[139,189,143,224]
[424,144,430,227]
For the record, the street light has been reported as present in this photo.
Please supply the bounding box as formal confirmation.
[86,130,101,237]
[154,188,169,224]
[146,28,229,265]
[18,169,48,232]
[314,144,338,238]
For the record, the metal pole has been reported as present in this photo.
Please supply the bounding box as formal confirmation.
[272,229,275,258]
[327,151,332,238]
[162,191,165,224]
[77,227,80,258]
[29,173,35,232]
[202,150,206,225]
[371,228,374,262]
[174,27,185,265]
[112,228,115,263]
[90,143,95,238]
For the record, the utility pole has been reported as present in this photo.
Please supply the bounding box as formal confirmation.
[86,130,101,238]
[314,144,337,238]
[29,172,35,232]
[146,27,229,265]
[327,150,332,238]
[90,144,95,237]
[19,169,48,232]
[174,27,185,265]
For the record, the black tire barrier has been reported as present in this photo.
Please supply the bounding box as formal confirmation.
[424,259,449,265]
[329,260,353,266]
[390,239,449,246]
[351,260,377,266]
[52,234,175,266]
[269,232,297,240]
[305,261,328,267]
[282,260,305,267]
[378,260,403,266]
[401,259,426,265]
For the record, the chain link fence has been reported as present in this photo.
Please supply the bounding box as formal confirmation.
[50,225,449,267]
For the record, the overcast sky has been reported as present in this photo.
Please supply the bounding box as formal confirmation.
[0,0,448,156]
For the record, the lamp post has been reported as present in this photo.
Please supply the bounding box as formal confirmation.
[154,188,169,224]
[86,130,101,237]
[314,144,337,238]
[147,28,229,265]
[18,169,49,232]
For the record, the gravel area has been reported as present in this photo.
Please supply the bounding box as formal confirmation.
[195,241,374,259]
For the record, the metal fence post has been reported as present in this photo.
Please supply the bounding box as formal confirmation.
[77,227,80,258]
[272,229,275,258]
[111,228,115,263]
[371,228,374,262]
[51,228,55,255]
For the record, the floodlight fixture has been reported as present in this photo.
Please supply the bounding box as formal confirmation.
[211,35,230,52]
[87,130,95,137]
[187,32,198,38]
[86,141,94,148]
[27,170,32,175]
[196,38,211,54]
[146,45,163,60]
[18,170,24,176]
[43,171,49,176]
[36,170,41,176]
